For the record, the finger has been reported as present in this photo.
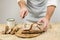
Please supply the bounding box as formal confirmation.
[44,22,47,27]
[37,19,43,24]
[20,12,22,18]
[20,11,24,18]
[43,27,47,32]
[37,19,41,24]
[43,22,48,31]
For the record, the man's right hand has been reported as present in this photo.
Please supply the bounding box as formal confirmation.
[20,7,28,18]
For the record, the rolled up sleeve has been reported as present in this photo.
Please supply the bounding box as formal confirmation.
[47,0,58,7]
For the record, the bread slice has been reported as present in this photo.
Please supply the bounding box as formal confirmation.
[0,24,9,34]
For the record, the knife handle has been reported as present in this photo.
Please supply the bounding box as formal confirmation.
[23,11,26,18]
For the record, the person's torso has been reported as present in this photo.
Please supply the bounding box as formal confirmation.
[26,0,47,17]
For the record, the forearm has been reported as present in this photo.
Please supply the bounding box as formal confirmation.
[17,0,26,8]
[45,5,56,21]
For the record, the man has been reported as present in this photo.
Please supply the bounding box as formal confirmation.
[17,0,57,31]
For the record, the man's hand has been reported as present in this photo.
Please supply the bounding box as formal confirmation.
[20,7,28,18]
[37,6,56,31]
[17,0,28,18]
[37,17,49,31]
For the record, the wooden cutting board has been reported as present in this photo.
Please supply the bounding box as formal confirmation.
[15,29,44,38]
[15,22,51,38]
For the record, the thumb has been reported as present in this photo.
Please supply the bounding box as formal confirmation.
[43,22,48,31]
[37,19,43,24]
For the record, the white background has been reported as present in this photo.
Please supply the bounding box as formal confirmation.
[0,0,60,23]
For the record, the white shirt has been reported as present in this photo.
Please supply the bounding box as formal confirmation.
[47,0,57,7]
[17,0,57,6]
[17,0,57,23]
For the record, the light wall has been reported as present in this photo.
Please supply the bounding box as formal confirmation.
[0,0,60,23]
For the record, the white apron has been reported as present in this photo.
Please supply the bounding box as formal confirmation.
[24,0,47,23]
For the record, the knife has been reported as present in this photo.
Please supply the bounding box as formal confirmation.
[20,12,26,24]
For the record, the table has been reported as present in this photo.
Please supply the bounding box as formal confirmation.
[0,23,60,40]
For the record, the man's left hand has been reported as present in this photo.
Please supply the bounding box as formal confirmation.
[37,17,49,31]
